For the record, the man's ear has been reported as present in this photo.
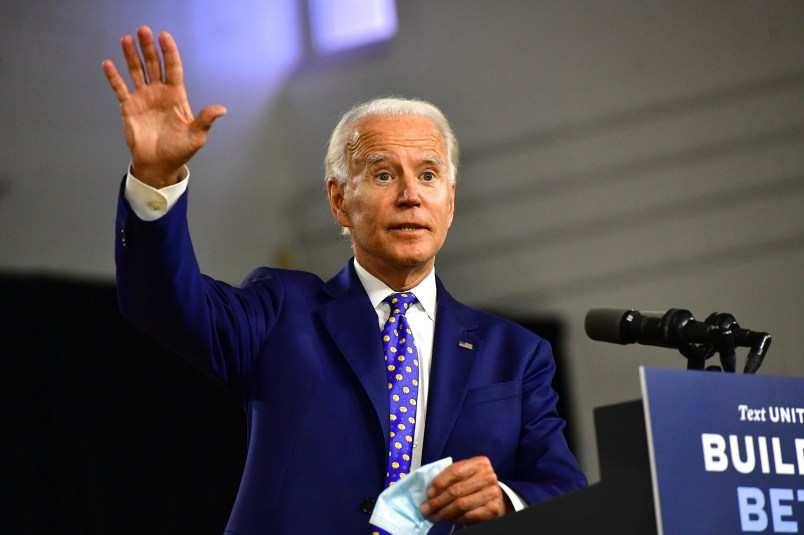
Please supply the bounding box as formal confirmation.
[327,177,351,228]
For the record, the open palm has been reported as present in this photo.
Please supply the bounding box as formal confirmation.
[102,26,226,188]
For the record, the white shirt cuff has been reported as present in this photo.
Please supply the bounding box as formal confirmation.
[499,482,528,512]
[124,164,190,221]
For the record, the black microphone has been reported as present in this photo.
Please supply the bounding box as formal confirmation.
[585,308,771,373]
[584,308,717,347]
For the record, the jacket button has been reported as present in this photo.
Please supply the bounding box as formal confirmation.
[361,498,376,514]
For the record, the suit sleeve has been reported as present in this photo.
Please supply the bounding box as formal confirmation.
[114,178,280,396]
[501,337,588,504]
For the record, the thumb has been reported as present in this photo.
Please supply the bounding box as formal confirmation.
[194,104,228,133]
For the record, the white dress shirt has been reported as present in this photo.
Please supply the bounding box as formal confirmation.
[352,259,436,471]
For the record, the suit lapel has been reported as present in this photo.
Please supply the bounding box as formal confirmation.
[422,278,482,463]
[318,261,389,446]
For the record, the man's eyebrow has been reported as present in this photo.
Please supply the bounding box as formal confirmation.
[365,154,388,165]
[420,156,445,166]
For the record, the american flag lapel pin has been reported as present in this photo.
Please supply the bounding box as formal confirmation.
[458,341,474,350]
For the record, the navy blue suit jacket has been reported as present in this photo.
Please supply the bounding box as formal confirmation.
[115,183,586,534]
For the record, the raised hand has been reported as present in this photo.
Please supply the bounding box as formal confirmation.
[102,26,226,188]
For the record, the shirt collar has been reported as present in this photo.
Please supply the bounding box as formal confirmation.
[353,258,437,321]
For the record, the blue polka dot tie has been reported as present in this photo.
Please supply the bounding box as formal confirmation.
[371,292,420,535]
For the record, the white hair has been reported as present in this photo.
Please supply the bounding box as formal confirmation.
[324,96,460,185]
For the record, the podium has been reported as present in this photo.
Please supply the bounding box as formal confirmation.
[465,368,803,535]
[465,399,656,534]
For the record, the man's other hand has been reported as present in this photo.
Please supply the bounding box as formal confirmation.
[420,456,513,525]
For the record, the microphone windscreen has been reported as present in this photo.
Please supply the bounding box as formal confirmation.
[584,308,630,344]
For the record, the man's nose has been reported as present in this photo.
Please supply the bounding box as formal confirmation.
[398,174,421,205]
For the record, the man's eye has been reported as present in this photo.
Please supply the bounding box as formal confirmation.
[378,172,392,181]
[422,172,435,181]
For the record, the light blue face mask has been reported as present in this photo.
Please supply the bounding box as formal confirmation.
[369,457,453,535]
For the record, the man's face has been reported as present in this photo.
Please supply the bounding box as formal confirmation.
[328,114,455,289]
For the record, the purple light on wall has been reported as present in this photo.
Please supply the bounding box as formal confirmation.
[191,1,303,84]
[308,0,397,54]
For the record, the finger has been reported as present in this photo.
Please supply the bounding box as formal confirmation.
[193,105,228,133]
[425,474,489,515]
[427,457,489,498]
[450,498,504,525]
[427,463,464,496]
[121,34,146,88]
[427,485,503,524]
[102,60,130,102]
[137,25,163,84]
[159,32,184,87]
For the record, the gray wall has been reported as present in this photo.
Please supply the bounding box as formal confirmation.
[1,1,802,483]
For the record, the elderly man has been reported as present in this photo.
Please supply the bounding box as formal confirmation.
[103,26,586,535]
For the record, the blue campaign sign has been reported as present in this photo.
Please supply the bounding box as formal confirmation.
[640,367,803,534]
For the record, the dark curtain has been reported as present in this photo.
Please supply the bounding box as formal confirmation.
[0,274,246,535]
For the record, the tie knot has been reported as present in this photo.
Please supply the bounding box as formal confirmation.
[384,292,418,316]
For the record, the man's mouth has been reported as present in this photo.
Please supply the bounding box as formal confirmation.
[391,224,425,231]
